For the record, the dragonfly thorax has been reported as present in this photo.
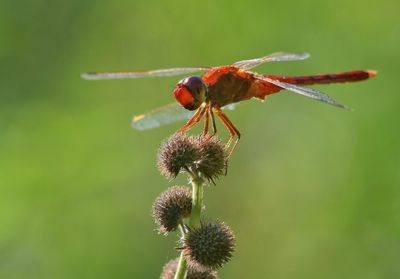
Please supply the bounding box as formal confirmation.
[173,76,207,111]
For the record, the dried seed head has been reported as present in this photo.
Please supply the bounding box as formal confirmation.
[181,221,235,271]
[160,258,177,279]
[158,133,200,178]
[160,258,218,279]
[152,186,192,234]
[196,136,227,182]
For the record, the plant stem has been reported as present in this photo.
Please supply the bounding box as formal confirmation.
[173,173,204,279]
[189,173,203,228]
[174,252,188,279]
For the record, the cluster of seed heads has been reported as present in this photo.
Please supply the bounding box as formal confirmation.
[154,133,235,279]
[157,133,227,182]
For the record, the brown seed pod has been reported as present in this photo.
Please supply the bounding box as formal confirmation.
[158,133,200,178]
[195,136,227,182]
[152,186,192,234]
[160,258,218,279]
[181,221,235,271]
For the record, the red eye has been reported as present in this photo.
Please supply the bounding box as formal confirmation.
[173,85,196,110]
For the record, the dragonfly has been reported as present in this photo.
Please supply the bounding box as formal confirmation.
[81,52,376,158]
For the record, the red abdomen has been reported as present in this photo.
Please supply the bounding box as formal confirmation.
[269,70,375,85]
[258,70,377,97]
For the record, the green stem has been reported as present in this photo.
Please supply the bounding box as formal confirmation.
[189,174,203,228]
[173,173,204,279]
[174,252,188,279]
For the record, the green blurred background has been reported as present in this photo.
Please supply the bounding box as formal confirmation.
[1,0,399,278]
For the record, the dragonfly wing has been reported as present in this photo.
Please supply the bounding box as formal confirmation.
[132,102,237,131]
[222,103,237,111]
[81,67,211,80]
[233,52,310,70]
[132,102,195,130]
[259,76,351,110]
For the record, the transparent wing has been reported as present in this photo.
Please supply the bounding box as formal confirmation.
[259,76,351,110]
[81,67,211,80]
[132,103,195,130]
[233,52,310,70]
[132,102,237,130]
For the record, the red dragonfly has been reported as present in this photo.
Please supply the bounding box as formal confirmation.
[81,52,376,158]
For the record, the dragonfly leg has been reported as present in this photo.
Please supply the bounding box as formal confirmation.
[203,104,210,136]
[221,113,241,159]
[208,108,217,139]
[214,108,235,147]
[214,108,241,159]
[176,104,206,133]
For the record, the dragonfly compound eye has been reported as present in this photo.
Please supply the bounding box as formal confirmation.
[173,76,206,111]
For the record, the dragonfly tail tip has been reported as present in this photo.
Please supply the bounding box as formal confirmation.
[367,70,378,78]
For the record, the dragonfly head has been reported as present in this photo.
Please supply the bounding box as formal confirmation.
[173,76,207,111]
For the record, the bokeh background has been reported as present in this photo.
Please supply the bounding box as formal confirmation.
[2,0,399,278]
